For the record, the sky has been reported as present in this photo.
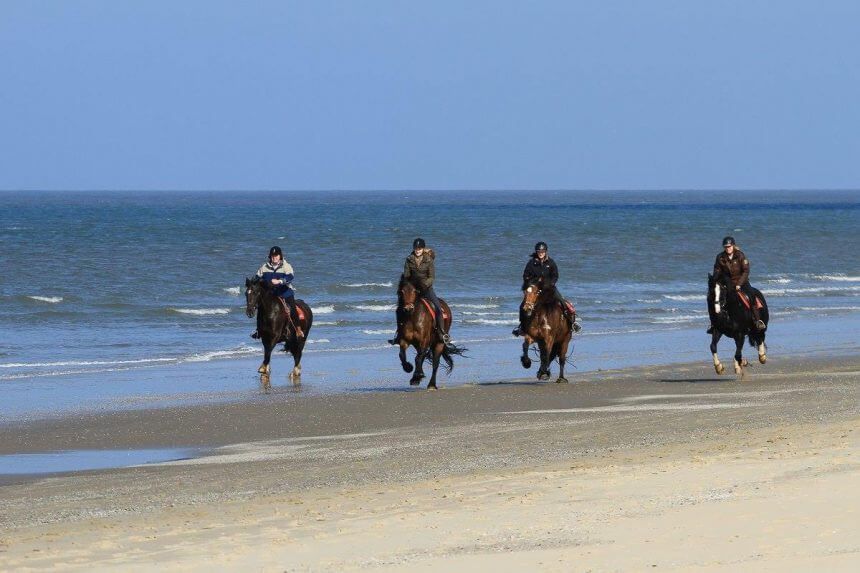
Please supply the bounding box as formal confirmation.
[1,1,859,191]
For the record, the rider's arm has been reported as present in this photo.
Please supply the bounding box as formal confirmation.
[548,260,559,286]
[403,259,412,282]
[712,255,723,280]
[422,258,435,290]
[738,255,749,286]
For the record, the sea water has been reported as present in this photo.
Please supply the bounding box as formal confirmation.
[1,190,858,420]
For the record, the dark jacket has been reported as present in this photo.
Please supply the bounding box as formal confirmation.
[403,249,435,291]
[713,249,750,287]
[522,255,559,290]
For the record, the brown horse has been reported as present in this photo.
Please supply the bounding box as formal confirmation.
[394,277,465,389]
[245,277,313,391]
[519,279,574,383]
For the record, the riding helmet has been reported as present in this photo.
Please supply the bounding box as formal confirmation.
[413,238,426,249]
[534,241,548,252]
[722,236,735,247]
[269,245,283,259]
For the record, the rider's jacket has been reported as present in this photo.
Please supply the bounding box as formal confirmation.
[713,249,750,287]
[403,249,435,292]
[256,260,295,298]
[522,255,559,290]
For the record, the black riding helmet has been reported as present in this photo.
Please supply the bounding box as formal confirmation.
[269,245,283,260]
[534,241,548,253]
[722,236,735,247]
[413,238,426,249]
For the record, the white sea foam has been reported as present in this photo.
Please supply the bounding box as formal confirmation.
[170,308,230,315]
[352,304,396,312]
[636,298,661,303]
[184,347,258,362]
[456,303,500,309]
[361,329,396,335]
[313,305,335,314]
[651,314,705,323]
[463,318,519,326]
[761,286,860,295]
[764,278,792,284]
[342,282,393,288]
[28,295,63,303]
[223,287,241,296]
[460,311,518,316]
[798,306,860,312]
[813,274,860,282]
[0,357,176,369]
[663,294,703,302]
[315,320,339,326]
[306,338,330,344]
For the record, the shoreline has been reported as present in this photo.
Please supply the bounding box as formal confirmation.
[0,352,857,570]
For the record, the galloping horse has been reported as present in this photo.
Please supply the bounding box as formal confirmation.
[707,273,768,377]
[519,278,574,383]
[245,277,313,389]
[394,277,465,389]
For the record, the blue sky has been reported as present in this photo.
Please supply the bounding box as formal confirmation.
[1,1,858,191]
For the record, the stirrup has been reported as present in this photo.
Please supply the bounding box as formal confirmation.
[251,331,260,339]
[512,326,522,337]
[295,328,305,339]
[754,319,766,331]
[706,326,714,335]
[572,321,582,333]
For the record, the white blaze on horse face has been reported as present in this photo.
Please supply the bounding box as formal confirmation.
[714,284,721,314]
[526,286,534,293]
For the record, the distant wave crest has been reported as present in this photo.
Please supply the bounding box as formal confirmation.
[28,295,63,303]
[170,308,230,316]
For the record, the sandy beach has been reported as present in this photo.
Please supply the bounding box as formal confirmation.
[1,354,858,571]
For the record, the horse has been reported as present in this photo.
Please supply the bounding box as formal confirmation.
[518,279,574,383]
[707,273,768,377]
[394,277,465,389]
[245,277,313,390]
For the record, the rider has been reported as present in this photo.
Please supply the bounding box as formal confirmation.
[252,246,304,340]
[512,241,578,336]
[390,238,454,349]
[709,236,766,332]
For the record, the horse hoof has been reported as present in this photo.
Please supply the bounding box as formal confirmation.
[741,359,750,367]
[257,365,267,374]
[427,384,438,391]
[409,378,422,386]
[521,357,532,369]
[403,363,414,373]
[556,377,568,384]
[715,364,725,375]
[759,354,767,364]
[538,373,550,381]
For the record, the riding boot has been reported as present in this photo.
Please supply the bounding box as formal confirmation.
[251,330,260,339]
[286,300,305,339]
[388,328,402,345]
[512,324,525,337]
[752,308,765,330]
[706,325,714,335]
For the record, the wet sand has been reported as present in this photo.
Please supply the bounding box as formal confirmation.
[1,354,858,571]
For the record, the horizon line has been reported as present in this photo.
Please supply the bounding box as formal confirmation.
[2,188,859,194]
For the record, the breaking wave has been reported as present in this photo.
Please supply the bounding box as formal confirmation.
[28,296,63,303]
[170,308,230,316]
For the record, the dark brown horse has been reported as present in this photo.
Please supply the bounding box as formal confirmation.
[518,279,574,383]
[707,273,768,378]
[245,277,313,390]
[394,277,465,389]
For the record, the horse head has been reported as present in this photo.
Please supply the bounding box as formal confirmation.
[245,276,261,318]
[522,281,542,315]
[708,273,731,316]
[398,276,418,312]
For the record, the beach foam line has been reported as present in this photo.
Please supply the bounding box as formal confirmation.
[170,308,231,315]
[352,304,396,312]
[761,286,860,295]
[223,286,241,296]
[0,357,177,369]
[651,314,705,323]
[813,274,860,282]
[313,305,335,314]
[27,295,63,303]
[462,318,519,326]
[663,294,702,302]
[341,282,394,288]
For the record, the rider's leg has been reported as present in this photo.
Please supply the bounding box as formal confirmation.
[423,287,451,344]
[553,288,574,325]
[512,301,528,336]
[742,283,765,330]
[285,296,305,338]
[388,308,404,345]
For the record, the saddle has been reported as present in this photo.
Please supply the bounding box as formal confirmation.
[420,298,450,321]
[277,297,306,323]
[562,300,576,316]
[737,291,763,311]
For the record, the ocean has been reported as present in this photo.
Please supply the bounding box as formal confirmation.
[1,190,858,420]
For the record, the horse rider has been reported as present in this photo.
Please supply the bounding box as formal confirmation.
[389,238,454,349]
[252,246,304,340]
[512,241,578,336]
[709,236,766,332]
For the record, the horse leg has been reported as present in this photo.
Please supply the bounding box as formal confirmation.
[537,340,550,381]
[733,335,745,377]
[410,347,427,385]
[710,331,725,375]
[556,339,570,384]
[258,336,273,391]
[399,342,413,373]
[288,338,305,385]
[520,338,532,369]
[757,337,767,364]
[427,344,443,390]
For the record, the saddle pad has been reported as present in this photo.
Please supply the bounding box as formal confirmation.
[563,301,576,315]
[420,298,449,321]
[278,298,306,323]
[738,292,763,311]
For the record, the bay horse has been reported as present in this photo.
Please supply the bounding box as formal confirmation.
[245,277,313,389]
[518,279,574,383]
[394,277,465,389]
[707,273,768,377]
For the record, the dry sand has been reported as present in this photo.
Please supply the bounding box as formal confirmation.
[1,355,858,571]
